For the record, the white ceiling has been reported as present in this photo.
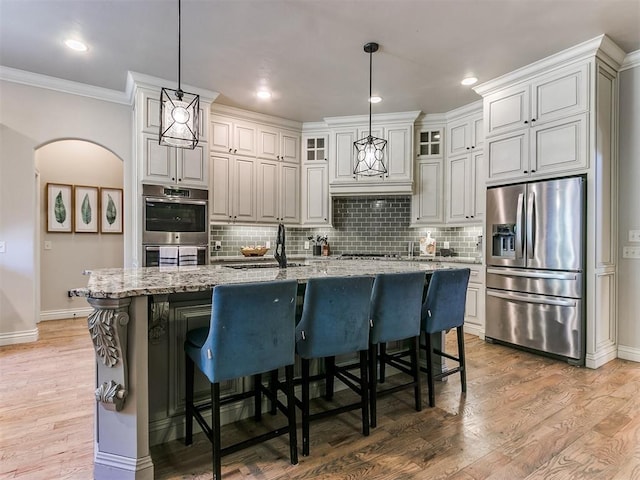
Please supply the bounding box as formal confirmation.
[1,0,639,123]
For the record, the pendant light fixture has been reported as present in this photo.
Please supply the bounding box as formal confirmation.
[353,42,387,177]
[159,0,199,149]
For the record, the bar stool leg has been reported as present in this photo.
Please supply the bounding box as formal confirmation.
[185,355,194,446]
[269,370,278,415]
[302,358,311,457]
[285,364,298,465]
[359,350,370,437]
[368,343,378,428]
[425,332,435,408]
[379,343,387,383]
[212,382,222,480]
[325,356,335,400]
[458,326,467,394]
[254,373,262,421]
[410,336,422,411]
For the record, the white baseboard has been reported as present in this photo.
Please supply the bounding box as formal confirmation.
[617,345,640,363]
[0,328,39,346]
[585,345,618,369]
[464,324,485,339]
[39,307,93,322]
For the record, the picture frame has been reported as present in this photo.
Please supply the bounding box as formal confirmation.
[73,185,99,233]
[46,183,73,233]
[100,187,123,234]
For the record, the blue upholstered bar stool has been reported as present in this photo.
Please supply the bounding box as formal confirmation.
[295,276,374,456]
[368,271,426,427]
[421,268,471,407]
[184,280,299,479]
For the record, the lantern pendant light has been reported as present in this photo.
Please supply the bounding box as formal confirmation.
[353,42,387,177]
[159,0,199,149]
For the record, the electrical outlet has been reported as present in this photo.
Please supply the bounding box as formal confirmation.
[443,241,450,249]
[44,241,52,250]
[304,241,310,250]
[623,246,640,259]
[214,240,222,251]
[629,230,640,242]
[265,240,271,249]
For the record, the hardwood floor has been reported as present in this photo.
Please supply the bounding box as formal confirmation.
[1,318,639,479]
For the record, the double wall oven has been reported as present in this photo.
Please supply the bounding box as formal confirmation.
[142,184,208,266]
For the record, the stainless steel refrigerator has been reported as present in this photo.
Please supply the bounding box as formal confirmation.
[485,176,585,364]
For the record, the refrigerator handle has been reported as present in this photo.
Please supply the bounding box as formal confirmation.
[526,191,535,259]
[515,193,524,259]
[487,289,576,307]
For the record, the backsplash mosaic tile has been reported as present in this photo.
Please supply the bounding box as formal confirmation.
[210,196,482,259]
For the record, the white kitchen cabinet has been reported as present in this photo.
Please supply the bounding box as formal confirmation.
[486,113,587,183]
[210,117,257,157]
[446,112,484,157]
[328,117,417,195]
[440,263,485,337]
[302,163,330,226]
[303,134,329,163]
[142,133,208,188]
[210,153,256,223]
[446,150,484,223]
[257,126,300,163]
[484,62,589,137]
[256,159,300,224]
[415,127,444,159]
[412,160,444,225]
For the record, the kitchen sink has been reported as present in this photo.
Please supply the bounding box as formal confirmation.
[224,262,306,270]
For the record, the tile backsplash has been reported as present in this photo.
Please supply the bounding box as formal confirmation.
[210,196,482,259]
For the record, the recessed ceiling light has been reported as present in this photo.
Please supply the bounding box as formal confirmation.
[369,96,382,104]
[461,77,478,86]
[64,39,88,52]
[256,90,272,99]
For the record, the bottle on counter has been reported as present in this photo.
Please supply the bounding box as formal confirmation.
[420,231,436,258]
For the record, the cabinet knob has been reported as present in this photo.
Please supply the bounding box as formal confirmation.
[524,120,528,124]
[228,148,232,153]
[531,169,536,173]
[324,218,327,221]
[234,149,237,154]
[523,170,528,173]
[470,215,474,218]
[466,147,470,150]
[465,215,469,219]
[531,118,536,123]
[471,146,475,149]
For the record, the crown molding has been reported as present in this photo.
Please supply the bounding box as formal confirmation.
[0,65,130,105]
[445,100,482,122]
[620,50,640,72]
[473,34,625,97]
[211,103,302,130]
[127,71,219,105]
[324,110,421,127]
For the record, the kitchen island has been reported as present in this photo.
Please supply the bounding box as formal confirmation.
[70,258,445,480]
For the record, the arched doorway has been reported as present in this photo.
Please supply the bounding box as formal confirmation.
[35,139,124,322]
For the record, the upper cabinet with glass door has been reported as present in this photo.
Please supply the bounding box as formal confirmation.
[416,127,444,159]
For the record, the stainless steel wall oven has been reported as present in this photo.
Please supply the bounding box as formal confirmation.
[142,184,208,266]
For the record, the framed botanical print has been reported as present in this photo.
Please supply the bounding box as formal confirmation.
[100,187,123,234]
[46,183,73,233]
[73,185,99,233]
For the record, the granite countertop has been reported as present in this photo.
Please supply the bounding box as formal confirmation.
[70,259,444,299]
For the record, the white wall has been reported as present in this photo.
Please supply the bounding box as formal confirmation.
[0,80,131,344]
[0,125,39,343]
[617,63,640,361]
[37,140,124,317]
